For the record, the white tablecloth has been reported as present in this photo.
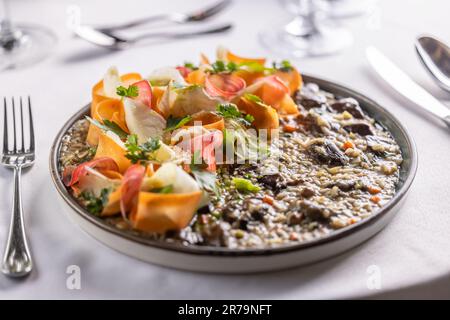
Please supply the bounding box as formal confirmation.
[0,0,449,299]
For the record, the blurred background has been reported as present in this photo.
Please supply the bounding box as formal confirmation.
[1,0,448,113]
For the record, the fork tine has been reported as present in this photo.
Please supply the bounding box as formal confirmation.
[19,97,24,152]
[28,96,35,152]
[3,97,8,154]
[11,97,16,153]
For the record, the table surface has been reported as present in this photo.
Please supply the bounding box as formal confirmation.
[0,0,449,299]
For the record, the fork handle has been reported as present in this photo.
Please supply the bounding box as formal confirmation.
[1,166,33,277]
[132,24,232,42]
[98,14,171,33]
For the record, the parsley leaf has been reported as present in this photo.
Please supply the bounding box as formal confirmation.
[125,134,161,164]
[81,188,111,215]
[184,62,198,70]
[217,103,242,118]
[232,178,261,193]
[216,103,254,126]
[86,117,128,140]
[211,60,226,73]
[164,115,192,132]
[226,61,238,72]
[116,85,139,98]
[272,60,293,72]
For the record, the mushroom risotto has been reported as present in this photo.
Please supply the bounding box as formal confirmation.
[58,47,402,249]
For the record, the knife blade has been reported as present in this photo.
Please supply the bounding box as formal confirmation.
[366,46,450,127]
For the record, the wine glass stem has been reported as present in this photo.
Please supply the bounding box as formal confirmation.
[285,0,318,37]
[0,0,12,34]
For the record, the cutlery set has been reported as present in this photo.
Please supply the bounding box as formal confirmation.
[367,45,450,129]
[73,0,233,49]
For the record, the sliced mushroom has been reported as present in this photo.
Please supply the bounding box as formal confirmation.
[343,123,374,136]
[257,174,286,193]
[330,100,364,119]
[300,200,333,221]
[308,139,349,166]
[299,98,323,110]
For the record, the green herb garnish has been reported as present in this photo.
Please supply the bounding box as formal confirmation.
[150,184,174,194]
[164,115,192,132]
[210,60,241,73]
[125,134,161,164]
[184,62,198,70]
[232,178,261,193]
[86,117,128,140]
[217,103,241,118]
[102,119,128,139]
[80,188,111,215]
[243,93,263,104]
[192,168,218,195]
[210,59,270,74]
[238,61,267,73]
[225,61,238,72]
[244,114,255,124]
[211,60,226,73]
[116,85,139,98]
[272,60,293,72]
[216,103,254,126]
[189,151,218,195]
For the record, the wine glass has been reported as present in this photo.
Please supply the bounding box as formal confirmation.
[0,0,57,71]
[259,0,353,58]
[324,0,377,19]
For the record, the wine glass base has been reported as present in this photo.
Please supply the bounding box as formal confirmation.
[0,24,57,71]
[259,22,353,58]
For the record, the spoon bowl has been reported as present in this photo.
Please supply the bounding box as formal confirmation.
[415,35,450,93]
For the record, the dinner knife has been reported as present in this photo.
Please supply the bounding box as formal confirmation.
[366,46,450,128]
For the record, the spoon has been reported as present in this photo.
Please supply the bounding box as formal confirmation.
[73,24,232,50]
[415,35,450,93]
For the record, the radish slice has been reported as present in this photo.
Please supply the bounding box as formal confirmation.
[205,74,246,100]
[63,157,119,187]
[131,80,152,108]
[120,164,146,218]
[242,75,290,108]
[263,75,289,94]
[177,130,223,171]
[176,66,191,78]
[157,81,222,118]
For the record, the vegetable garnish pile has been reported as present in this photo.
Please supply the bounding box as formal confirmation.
[61,46,303,234]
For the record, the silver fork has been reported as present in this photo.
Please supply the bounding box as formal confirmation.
[95,0,232,33]
[1,97,34,277]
